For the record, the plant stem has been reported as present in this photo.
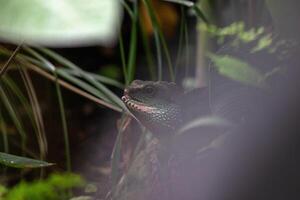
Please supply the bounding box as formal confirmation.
[0,44,22,77]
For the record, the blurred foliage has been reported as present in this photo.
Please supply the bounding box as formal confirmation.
[69,196,93,200]
[0,0,122,47]
[140,0,179,37]
[0,1,297,200]
[200,21,297,87]
[208,53,265,88]
[199,22,266,45]
[0,173,84,200]
[98,65,122,80]
[0,185,7,199]
[200,21,297,54]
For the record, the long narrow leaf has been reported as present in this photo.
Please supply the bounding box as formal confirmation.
[121,0,134,19]
[0,85,27,153]
[21,46,71,171]
[119,31,128,84]
[208,53,266,88]
[140,18,156,80]
[193,5,209,23]
[2,76,37,134]
[19,67,48,160]
[0,152,53,168]
[175,6,186,76]
[163,0,209,23]
[177,116,233,135]
[0,108,9,153]
[36,47,126,110]
[163,0,194,7]
[25,47,112,102]
[54,72,71,172]
[184,11,190,77]
[126,1,138,84]
[21,47,71,171]
[143,0,174,81]
[111,115,126,192]
[154,31,163,81]
[0,44,22,77]
[61,69,124,89]
[0,47,122,112]
[56,69,111,102]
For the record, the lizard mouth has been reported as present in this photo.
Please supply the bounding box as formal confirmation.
[121,95,156,113]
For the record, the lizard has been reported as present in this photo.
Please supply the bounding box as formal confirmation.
[121,80,211,136]
[109,35,295,199]
[110,80,228,200]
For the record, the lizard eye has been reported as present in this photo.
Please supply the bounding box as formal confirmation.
[144,86,155,95]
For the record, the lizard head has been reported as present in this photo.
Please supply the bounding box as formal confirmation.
[122,80,184,134]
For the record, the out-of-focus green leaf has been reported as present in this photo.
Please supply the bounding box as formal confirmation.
[111,115,128,193]
[35,47,126,111]
[127,1,138,84]
[0,185,7,198]
[63,69,124,89]
[0,0,122,47]
[177,116,233,135]
[5,173,84,200]
[70,196,93,200]
[0,152,53,168]
[193,5,209,23]
[251,35,273,52]
[208,53,265,88]
[0,85,27,151]
[163,0,208,23]
[164,0,194,7]
[143,0,174,81]
[98,65,121,80]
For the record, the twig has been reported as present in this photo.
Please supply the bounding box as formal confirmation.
[0,44,22,77]
[24,62,122,112]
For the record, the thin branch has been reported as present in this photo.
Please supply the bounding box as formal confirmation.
[24,62,122,112]
[0,44,22,77]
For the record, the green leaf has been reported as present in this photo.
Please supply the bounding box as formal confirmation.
[208,53,265,88]
[35,47,127,111]
[193,5,209,23]
[0,85,27,151]
[63,69,124,89]
[143,0,174,81]
[177,116,233,135]
[0,152,54,168]
[98,65,121,80]
[70,196,93,200]
[163,0,209,23]
[0,185,7,197]
[127,1,138,84]
[110,115,128,193]
[251,34,273,52]
[0,0,122,47]
[163,0,194,7]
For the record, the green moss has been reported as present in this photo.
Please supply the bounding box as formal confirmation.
[2,173,84,200]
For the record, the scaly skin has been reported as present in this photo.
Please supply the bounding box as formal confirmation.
[110,80,211,200]
[121,80,184,135]
[110,80,185,200]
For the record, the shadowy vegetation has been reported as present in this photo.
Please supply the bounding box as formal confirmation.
[0,0,298,199]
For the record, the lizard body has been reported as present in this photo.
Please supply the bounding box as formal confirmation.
[111,80,216,200]
[121,80,210,136]
[111,35,292,199]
